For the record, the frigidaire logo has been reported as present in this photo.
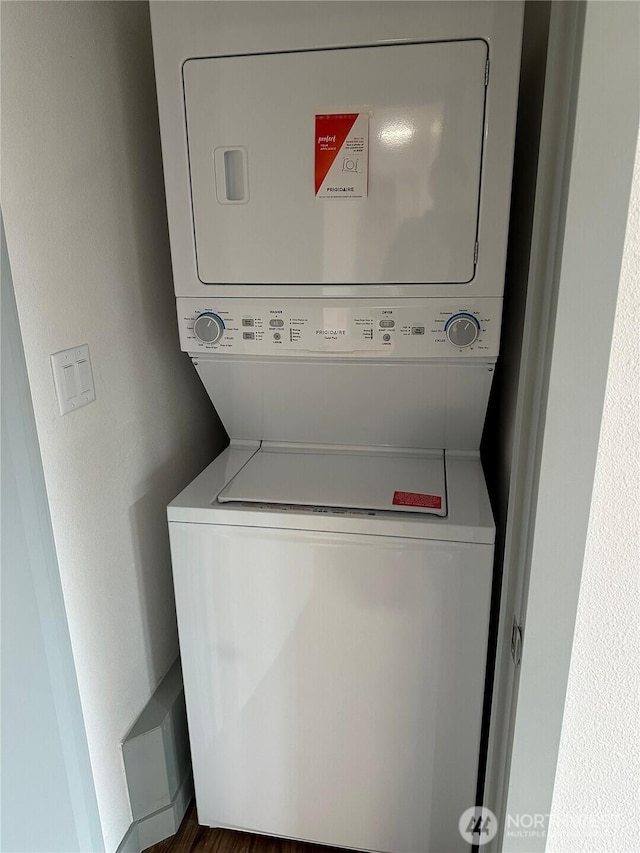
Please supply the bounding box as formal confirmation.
[316,329,347,336]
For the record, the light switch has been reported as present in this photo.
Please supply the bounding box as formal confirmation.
[63,364,77,399]
[51,344,96,415]
[77,359,92,394]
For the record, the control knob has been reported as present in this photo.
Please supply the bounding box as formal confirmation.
[193,312,225,344]
[445,313,480,348]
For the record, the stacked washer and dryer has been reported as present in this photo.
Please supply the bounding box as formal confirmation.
[151,4,523,851]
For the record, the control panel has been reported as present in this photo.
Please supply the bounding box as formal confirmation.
[176,298,502,358]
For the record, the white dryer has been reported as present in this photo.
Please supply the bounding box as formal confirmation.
[169,443,494,853]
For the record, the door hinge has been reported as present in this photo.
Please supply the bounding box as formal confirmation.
[474,242,479,265]
[485,59,490,86]
[511,617,523,666]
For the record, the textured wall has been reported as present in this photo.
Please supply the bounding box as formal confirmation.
[546,133,640,851]
[1,3,222,850]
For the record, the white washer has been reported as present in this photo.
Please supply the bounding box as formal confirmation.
[166,297,499,851]
[168,443,494,853]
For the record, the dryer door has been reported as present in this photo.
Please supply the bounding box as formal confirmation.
[183,39,488,285]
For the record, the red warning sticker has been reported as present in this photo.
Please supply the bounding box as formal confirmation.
[315,113,369,198]
[392,491,443,509]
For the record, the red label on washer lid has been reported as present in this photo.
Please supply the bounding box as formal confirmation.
[392,491,442,509]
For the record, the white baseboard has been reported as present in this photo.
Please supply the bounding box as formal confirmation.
[116,772,193,853]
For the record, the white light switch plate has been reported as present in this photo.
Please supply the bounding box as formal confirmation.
[51,344,96,415]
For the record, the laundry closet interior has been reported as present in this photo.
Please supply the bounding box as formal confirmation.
[150,3,553,851]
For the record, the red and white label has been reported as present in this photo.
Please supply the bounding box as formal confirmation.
[315,113,369,199]
[392,491,443,510]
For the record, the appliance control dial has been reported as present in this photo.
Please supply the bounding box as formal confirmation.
[193,312,225,344]
[445,313,480,348]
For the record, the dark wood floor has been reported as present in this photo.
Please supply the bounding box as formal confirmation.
[144,803,350,853]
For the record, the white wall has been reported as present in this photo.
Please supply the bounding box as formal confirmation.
[1,3,223,850]
[546,131,640,853]
[2,214,104,853]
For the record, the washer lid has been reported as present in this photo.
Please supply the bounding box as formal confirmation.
[217,444,447,517]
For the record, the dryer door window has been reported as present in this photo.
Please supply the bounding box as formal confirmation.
[183,40,488,285]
